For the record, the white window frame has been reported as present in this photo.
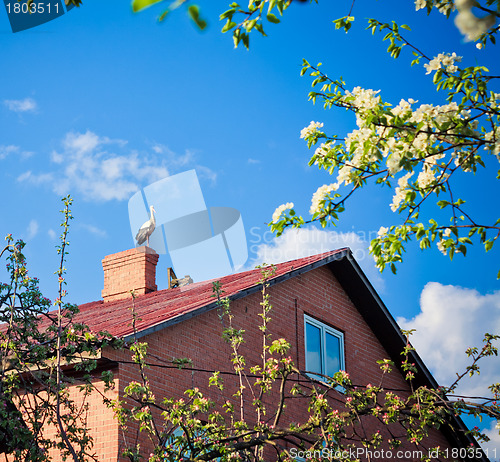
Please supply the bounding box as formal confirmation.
[304,314,345,379]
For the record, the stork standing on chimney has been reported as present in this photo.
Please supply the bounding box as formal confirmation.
[135,205,156,247]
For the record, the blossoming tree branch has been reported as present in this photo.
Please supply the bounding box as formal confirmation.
[224,0,500,277]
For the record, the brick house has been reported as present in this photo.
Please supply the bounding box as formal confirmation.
[42,247,486,460]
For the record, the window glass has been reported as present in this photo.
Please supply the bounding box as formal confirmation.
[305,322,322,374]
[325,331,341,377]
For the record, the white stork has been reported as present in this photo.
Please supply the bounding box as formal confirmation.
[135,205,156,247]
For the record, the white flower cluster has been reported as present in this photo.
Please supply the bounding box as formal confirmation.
[485,126,500,158]
[344,126,379,172]
[329,89,463,187]
[489,92,500,110]
[313,141,335,164]
[391,172,413,212]
[345,86,381,126]
[379,100,457,176]
[455,0,496,41]
[437,2,454,14]
[424,52,462,75]
[345,87,381,111]
[377,226,389,237]
[437,239,447,255]
[310,183,338,215]
[391,98,416,118]
[301,76,491,220]
[300,121,324,140]
[437,231,457,256]
[272,202,294,223]
[415,0,426,10]
[415,0,455,14]
[417,165,436,190]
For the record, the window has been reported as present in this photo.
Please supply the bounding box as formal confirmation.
[304,314,345,380]
[164,426,221,461]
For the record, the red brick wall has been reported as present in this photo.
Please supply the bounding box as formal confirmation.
[3,374,120,462]
[102,265,456,461]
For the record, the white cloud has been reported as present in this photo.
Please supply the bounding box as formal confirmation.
[152,143,212,179]
[18,131,169,202]
[482,420,500,453]
[152,144,165,154]
[80,224,107,238]
[62,130,126,155]
[151,142,193,165]
[0,145,33,160]
[398,283,500,397]
[25,220,39,240]
[247,158,261,164]
[48,229,57,240]
[17,170,54,184]
[247,226,385,292]
[196,165,217,185]
[4,97,37,113]
[0,145,19,159]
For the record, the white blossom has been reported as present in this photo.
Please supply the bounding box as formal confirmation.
[484,127,500,159]
[272,202,294,223]
[437,2,454,14]
[336,165,353,186]
[300,121,324,139]
[413,133,429,152]
[345,86,381,113]
[377,226,389,237]
[417,167,436,189]
[424,53,462,75]
[489,93,500,110]
[454,0,496,41]
[390,172,413,212]
[415,0,426,11]
[310,183,339,215]
[437,239,447,255]
[344,126,379,170]
[391,99,413,118]
[314,141,334,163]
[424,59,441,75]
[386,151,403,175]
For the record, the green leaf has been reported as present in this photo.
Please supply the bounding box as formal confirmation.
[188,5,207,30]
[220,8,236,20]
[266,13,280,24]
[222,20,237,33]
[242,32,250,49]
[132,0,163,12]
[188,4,199,18]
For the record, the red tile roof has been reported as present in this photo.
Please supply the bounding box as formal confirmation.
[76,249,347,339]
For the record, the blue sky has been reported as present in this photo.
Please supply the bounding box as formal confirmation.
[0,0,499,451]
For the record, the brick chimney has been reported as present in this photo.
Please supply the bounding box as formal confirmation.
[102,247,159,302]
